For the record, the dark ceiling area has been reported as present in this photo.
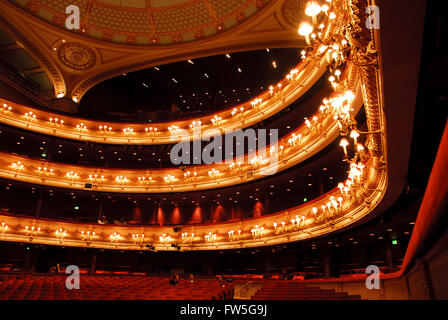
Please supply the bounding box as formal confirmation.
[79,48,302,122]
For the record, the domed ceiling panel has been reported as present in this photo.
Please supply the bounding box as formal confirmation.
[9,0,270,45]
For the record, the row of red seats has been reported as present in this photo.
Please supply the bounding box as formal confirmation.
[0,273,233,300]
[251,281,361,300]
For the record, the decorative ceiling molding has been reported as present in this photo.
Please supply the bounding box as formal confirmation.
[0,12,67,98]
[0,0,304,103]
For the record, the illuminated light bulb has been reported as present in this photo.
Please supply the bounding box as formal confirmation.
[350,130,360,145]
[357,143,365,152]
[76,123,87,131]
[321,4,329,14]
[312,207,318,216]
[339,138,349,157]
[331,51,339,60]
[211,115,222,125]
[344,90,355,101]
[305,1,322,17]
[24,111,37,120]
[319,45,328,54]
[298,21,313,44]
[2,104,12,112]
[189,120,202,129]
[273,222,278,229]
[329,12,336,19]
[338,182,344,194]
[335,69,342,78]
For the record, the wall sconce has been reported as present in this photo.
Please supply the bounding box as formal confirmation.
[131,233,145,244]
[204,232,217,242]
[24,111,37,121]
[159,234,172,243]
[208,168,220,177]
[250,98,262,108]
[99,125,112,133]
[37,167,54,176]
[24,225,41,240]
[163,174,176,184]
[115,176,129,185]
[189,120,202,129]
[55,228,67,242]
[109,232,122,243]
[2,103,12,113]
[81,230,96,241]
[0,222,8,235]
[122,127,134,135]
[75,123,87,132]
[229,161,242,171]
[66,171,79,181]
[49,117,64,126]
[251,225,264,238]
[25,225,40,235]
[138,176,153,185]
[145,127,158,135]
[11,161,24,172]
[231,107,244,117]
[88,174,105,182]
[181,232,195,242]
[211,116,222,126]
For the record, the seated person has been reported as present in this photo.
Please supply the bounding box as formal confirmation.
[188,273,194,283]
[280,269,289,280]
[97,215,108,225]
[217,275,226,287]
[169,274,179,286]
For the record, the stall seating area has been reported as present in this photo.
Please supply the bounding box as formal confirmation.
[0,273,233,300]
[251,281,362,300]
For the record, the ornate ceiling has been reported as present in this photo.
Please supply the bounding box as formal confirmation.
[0,0,307,110]
[12,0,273,46]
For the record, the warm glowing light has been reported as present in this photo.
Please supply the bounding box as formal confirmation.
[0,222,8,233]
[49,117,64,126]
[11,161,24,171]
[211,115,222,126]
[339,138,349,156]
[350,129,360,145]
[163,174,176,183]
[76,123,87,132]
[298,22,313,44]
[109,232,122,242]
[305,1,322,17]
[2,104,12,112]
[66,171,78,180]
[122,127,134,134]
[115,176,129,184]
[24,111,37,120]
